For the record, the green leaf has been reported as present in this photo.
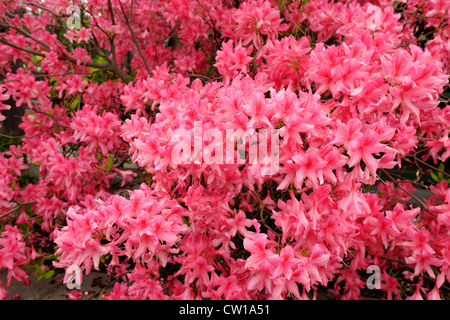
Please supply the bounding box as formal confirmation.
[438,163,445,180]
[430,170,441,183]
[182,216,190,227]
[44,270,54,279]
[34,264,42,273]
[105,154,114,171]
[69,94,81,110]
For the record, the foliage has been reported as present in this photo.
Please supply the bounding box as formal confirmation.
[0,0,449,300]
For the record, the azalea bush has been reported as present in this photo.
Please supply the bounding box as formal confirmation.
[0,0,449,300]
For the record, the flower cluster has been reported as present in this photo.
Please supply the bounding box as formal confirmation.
[0,0,449,300]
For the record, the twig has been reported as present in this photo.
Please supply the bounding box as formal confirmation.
[107,0,119,67]
[0,36,46,57]
[33,109,69,129]
[0,132,23,139]
[379,255,450,291]
[249,189,282,239]
[408,154,450,179]
[21,1,65,18]
[379,168,436,217]
[378,255,410,267]
[8,23,51,49]
[0,35,110,70]
[0,29,130,84]
[0,201,37,219]
[417,123,445,141]
[115,0,152,76]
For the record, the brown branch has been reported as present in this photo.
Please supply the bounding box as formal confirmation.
[107,0,118,66]
[0,35,109,69]
[0,201,37,219]
[8,23,50,49]
[33,109,69,128]
[0,33,131,83]
[0,36,46,57]
[379,168,436,217]
[378,255,410,267]
[115,0,152,76]
[0,133,22,139]
[249,189,281,239]
[21,1,65,18]
[417,123,445,141]
[408,154,450,179]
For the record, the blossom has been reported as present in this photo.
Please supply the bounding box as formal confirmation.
[346,129,389,174]
[67,290,83,300]
[243,233,276,270]
[215,40,253,78]
[0,0,448,301]
[292,148,328,189]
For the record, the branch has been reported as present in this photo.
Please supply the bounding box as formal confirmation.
[8,23,51,49]
[107,0,118,66]
[378,255,410,267]
[417,123,445,141]
[0,35,110,70]
[249,189,282,239]
[21,1,65,18]
[0,201,37,219]
[115,0,152,76]
[408,154,450,179]
[379,168,436,217]
[1,33,133,84]
[0,36,46,57]
[33,109,69,128]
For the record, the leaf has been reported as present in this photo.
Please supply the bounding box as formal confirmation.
[430,170,440,183]
[182,216,191,227]
[44,270,54,279]
[69,94,81,110]
[35,257,45,266]
[438,163,445,180]
[34,264,42,273]
[105,154,114,171]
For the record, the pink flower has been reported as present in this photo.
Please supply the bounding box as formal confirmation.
[215,275,242,299]
[243,233,276,270]
[385,204,419,233]
[405,251,443,279]
[67,290,83,300]
[215,40,253,78]
[103,283,130,300]
[0,86,11,120]
[0,225,29,286]
[426,284,441,300]
[292,148,328,189]
[0,281,8,300]
[347,129,388,174]
[406,284,424,300]
[306,42,373,99]
[231,0,288,46]
[271,245,299,280]
[226,210,255,238]
[242,91,274,129]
